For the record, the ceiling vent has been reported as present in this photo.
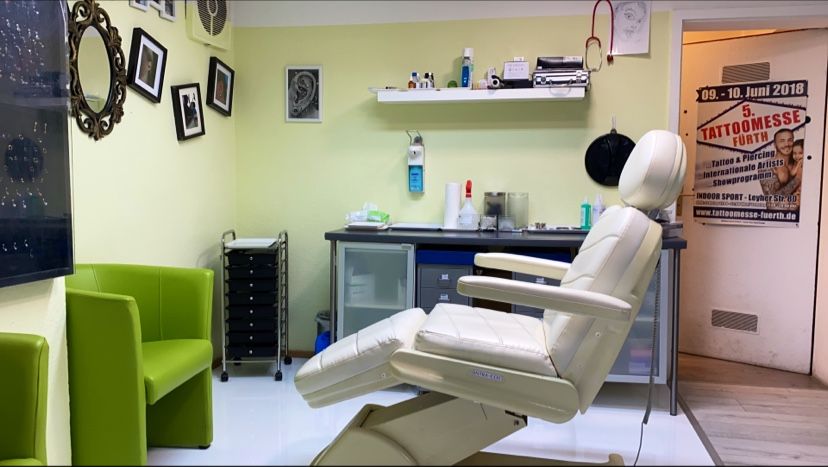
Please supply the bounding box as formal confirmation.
[187,0,231,50]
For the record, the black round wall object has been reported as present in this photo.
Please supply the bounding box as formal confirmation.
[584,129,636,186]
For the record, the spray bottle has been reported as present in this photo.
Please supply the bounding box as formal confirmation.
[406,130,424,193]
[458,180,479,230]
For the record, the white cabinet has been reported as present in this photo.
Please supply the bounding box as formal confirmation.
[336,242,415,340]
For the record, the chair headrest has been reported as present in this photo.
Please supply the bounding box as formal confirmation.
[618,130,687,212]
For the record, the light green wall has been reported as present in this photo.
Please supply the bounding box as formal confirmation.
[234,13,673,351]
[71,0,236,353]
[1,1,236,463]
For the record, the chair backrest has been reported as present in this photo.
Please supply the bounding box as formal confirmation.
[67,263,214,342]
[544,130,686,412]
[0,332,48,464]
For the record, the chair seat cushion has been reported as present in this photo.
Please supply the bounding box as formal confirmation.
[295,307,427,396]
[415,304,557,377]
[142,339,212,405]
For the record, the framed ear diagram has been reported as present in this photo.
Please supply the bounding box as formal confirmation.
[285,65,322,123]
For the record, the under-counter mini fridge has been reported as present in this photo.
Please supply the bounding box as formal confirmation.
[336,242,415,340]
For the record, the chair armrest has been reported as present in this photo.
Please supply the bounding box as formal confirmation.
[65,289,147,465]
[456,276,631,322]
[159,267,214,340]
[474,253,570,280]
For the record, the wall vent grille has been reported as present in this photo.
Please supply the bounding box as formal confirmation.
[711,309,758,333]
[721,62,770,84]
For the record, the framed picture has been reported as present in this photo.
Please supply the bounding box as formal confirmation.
[285,65,322,122]
[206,57,234,116]
[148,0,163,11]
[170,83,206,141]
[159,0,177,21]
[126,28,168,103]
[129,0,149,11]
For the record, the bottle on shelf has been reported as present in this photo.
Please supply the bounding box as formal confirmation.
[580,196,592,230]
[458,179,479,230]
[408,72,417,89]
[460,48,474,88]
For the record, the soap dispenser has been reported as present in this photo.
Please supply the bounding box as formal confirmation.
[406,130,424,193]
[458,180,479,230]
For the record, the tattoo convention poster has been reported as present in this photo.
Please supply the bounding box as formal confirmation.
[693,80,808,226]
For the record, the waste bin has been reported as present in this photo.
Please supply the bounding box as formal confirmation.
[314,311,331,354]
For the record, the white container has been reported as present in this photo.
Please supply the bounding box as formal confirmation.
[592,194,605,223]
[458,198,479,230]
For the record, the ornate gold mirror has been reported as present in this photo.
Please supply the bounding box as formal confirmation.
[68,0,126,140]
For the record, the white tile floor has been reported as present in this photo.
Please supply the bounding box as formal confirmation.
[147,359,713,466]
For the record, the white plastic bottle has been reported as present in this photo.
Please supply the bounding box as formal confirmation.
[458,179,479,230]
[592,194,605,224]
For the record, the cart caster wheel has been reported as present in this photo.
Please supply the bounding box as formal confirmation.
[274,371,283,381]
[284,356,292,365]
[220,372,229,382]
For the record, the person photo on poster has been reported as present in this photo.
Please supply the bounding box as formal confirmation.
[760,129,804,209]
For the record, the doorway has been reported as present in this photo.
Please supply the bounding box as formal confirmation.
[677,28,828,373]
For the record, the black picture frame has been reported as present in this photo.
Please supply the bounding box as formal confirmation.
[170,83,206,141]
[126,27,168,103]
[206,57,234,116]
[285,65,322,122]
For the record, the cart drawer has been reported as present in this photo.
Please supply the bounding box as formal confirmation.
[228,279,277,293]
[227,292,277,305]
[226,332,277,346]
[226,319,277,332]
[226,266,278,279]
[227,306,277,320]
[227,251,277,266]
[227,345,278,359]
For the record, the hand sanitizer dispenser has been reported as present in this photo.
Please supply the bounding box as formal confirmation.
[407,130,424,193]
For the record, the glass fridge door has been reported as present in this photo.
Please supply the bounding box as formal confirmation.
[336,242,414,340]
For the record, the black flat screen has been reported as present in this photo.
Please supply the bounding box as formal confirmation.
[0,1,73,288]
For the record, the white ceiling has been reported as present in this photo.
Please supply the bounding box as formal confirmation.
[231,1,828,28]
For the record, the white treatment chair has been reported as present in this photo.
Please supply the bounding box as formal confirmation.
[295,129,687,466]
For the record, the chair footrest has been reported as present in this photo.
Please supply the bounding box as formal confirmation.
[295,308,426,406]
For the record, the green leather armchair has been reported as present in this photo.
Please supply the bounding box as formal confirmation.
[0,332,48,466]
[65,264,214,466]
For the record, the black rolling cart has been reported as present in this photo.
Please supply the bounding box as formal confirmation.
[220,230,290,381]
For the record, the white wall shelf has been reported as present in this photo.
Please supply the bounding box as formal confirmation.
[374,86,586,104]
